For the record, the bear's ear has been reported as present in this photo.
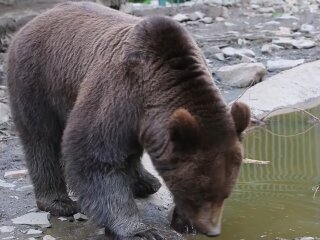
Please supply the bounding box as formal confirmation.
[169,108,200,151]
[231,102,251,134]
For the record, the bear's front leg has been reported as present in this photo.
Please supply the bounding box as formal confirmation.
[63,142,166,238]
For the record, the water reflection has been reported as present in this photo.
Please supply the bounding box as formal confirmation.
[188,105,320,240]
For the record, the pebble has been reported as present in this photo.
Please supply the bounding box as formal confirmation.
[272,37,315,49]
[188,11,205,21]
[15,184,34,192]
[261,43,284,54]
[9,195,19,200]
[172,13,189,22]
[275,26,292,36]
[58,217,68,222]
[240,55,256,63]
[214,53,225,61]
[222,47,255,58]
[4,169,28,179]
[215,17,225,22]
[276,14,299,20]
[0,102,10,124]
[215,62,266,88]
[43,235,56,240]
[251,4,259,10]
[265,20,280,25]
[73,213,88,221]
[0,226,15,233]
[26,229,43,235]
[11,212,50,227]
[267,59,305,71]
[259,7,275,13]
[0,179,15,189]
[224,22,235,27]
[200,17,213,24]
[300,24,314,33]
[237,38,249,46]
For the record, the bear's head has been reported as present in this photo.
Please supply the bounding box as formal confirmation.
[158,102,250,237]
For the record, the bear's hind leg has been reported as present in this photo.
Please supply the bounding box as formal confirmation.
[14,110,78,216]
[132,161,161,198]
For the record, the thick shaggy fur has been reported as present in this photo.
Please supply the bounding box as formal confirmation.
[7,2,250,238]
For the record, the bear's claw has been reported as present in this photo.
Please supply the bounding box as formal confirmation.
[133,229,165,240]
[36,195,79,216]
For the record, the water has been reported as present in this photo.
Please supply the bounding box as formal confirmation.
[188,105,320,240]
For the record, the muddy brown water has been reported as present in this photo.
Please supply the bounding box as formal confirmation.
[187,105,320,240]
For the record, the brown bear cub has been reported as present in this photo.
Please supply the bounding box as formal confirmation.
[7,1,250,239]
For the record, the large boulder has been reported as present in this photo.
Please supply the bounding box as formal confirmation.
[238,60,320,117]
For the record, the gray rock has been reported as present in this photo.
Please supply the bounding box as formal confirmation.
[300,24,315,34]
[261,43,284,54]
[58,217,68,222]
[172,13,189,22]
[216,63,266,88]
[73,213,88,221]
[0,226,15,233]
[267,59,305,71]
[11,212,50,227]
[200,17,213,24]
[222,47,255,58]
[27,229,43,235]
[4,169,28,179]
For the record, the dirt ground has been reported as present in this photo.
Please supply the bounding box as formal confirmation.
[1,0,320,239]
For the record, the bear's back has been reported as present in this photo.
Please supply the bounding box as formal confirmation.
[7,2,140,119]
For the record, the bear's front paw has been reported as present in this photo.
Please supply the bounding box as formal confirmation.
[36,195,79,216]
[171,208,196,234]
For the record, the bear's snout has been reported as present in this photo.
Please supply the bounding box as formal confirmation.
[193,202,224,237]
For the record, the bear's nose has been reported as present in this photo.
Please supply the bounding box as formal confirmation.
[193,201,224,238]
[206,227,221,237]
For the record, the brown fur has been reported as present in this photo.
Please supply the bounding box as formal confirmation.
[7,1,250,238]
